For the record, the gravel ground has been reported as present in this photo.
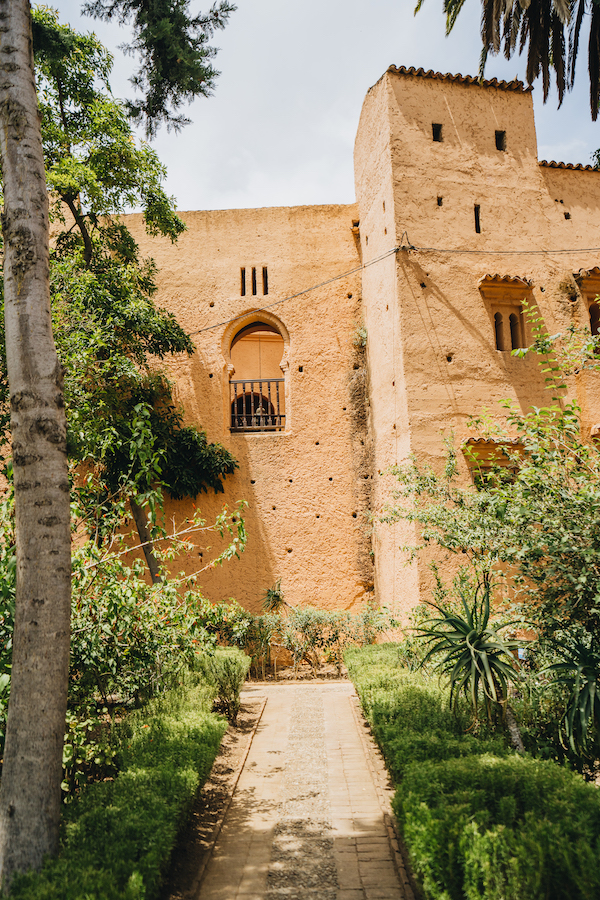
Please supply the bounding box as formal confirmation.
[265,688,337,900]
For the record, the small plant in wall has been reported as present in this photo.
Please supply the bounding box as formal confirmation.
[353,324,368,349]
[262,578,287,613]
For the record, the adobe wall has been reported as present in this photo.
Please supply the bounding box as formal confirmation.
[355,67,600,619]
[125,204,373,613]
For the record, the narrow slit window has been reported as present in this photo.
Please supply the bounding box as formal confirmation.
[432,123,443,142]
[495,130,507,151]
[474,204,481,234]
[509,312,520,349]
[240,267,246,297]
[252,267,257,296]
[437,196,443,206]
[262,266,268,295]
[494,312,504,350]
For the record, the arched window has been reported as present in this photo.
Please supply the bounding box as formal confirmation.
[494,312,504,351]
[509,312,521,350]
[590,302,600,337]
[229,322,286,432]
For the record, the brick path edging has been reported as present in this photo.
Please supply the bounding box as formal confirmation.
[349,696,419,900]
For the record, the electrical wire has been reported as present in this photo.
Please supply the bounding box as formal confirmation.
[189,238,600,337]
[190,246,399,335]
[408,245,600,255]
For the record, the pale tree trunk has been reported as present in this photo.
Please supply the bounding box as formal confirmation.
[129,498,163,584]
[0,0,71,888]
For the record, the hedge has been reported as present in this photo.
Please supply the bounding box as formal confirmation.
[345,644,600,900]
[8,674,227,900]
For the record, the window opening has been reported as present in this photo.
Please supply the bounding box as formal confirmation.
[262,266,268,295]
[432,123,443,142]
[240,267,246,296]
[590,302,600,336]
[251,267,257,296]
[474,204,481,234]
[494,312,504,351]
[230,322,285,432]
[495,130,506,151]
[509,312,521,349]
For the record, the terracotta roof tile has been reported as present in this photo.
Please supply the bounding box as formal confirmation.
[540,160,598,171]
[574,266,600,280]
[478,274,533,288]
[387,65,530,93]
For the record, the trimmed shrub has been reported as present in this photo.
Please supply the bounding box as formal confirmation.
[346,644,600,900]
[199,646,251,723]
[9,673,227,900]
[396,753,600,900]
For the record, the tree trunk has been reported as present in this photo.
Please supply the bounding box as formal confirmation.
[505,703,525,753]
[0,0,71,888]
[129,498,162,584]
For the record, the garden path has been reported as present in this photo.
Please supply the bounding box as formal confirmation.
[198,682,414,900]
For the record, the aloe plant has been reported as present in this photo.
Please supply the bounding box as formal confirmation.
[417,573,523,744]
[547,629,600,758]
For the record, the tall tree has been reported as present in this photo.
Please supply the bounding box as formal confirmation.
[420,0,600,120]
[0,0,235,887]
[0,0,71,885]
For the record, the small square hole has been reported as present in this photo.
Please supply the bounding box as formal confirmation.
[432,123,443,142]
[495,130,507,151]
[564,211,571,220]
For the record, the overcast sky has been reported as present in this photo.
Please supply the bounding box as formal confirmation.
[56,0,600,212]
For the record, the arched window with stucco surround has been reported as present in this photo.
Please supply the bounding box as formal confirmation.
[225,317,289,432]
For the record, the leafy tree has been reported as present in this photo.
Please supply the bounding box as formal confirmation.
[417,0,600,120]
[29,7,237,579]
[0,0,234,885]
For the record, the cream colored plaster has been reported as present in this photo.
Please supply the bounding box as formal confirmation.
[355,68,600,620]
[115,68,600,621]
[124,204,367,613]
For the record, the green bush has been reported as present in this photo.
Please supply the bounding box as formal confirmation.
[9,673,227,900]
[346,644,600,900]
[396,754,600,900]
[199,646,250,723]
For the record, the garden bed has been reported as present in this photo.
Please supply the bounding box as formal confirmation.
[346,644,600,900]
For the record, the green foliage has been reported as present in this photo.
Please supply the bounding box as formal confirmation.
[418,572,521,724]
[199,647,251,724]
[61,710,118,798]
[262,578,286,613]
[0,9,239,544]
[83,0,236,136]
[396,754,600,900]
[347,645,600,900]
[70,546,215,708]
[9,674,227,900]
[546,628,600,759]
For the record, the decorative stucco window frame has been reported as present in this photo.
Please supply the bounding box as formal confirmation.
[478,274,533,352]
[220,309,291,435]
[574,266,600,335]
[463,437,524,487]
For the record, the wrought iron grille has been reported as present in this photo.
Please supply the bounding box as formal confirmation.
[230,379,285,432]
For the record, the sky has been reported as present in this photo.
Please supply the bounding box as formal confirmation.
[55,0,600,212]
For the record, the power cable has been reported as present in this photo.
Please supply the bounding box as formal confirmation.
[190,246,399,335]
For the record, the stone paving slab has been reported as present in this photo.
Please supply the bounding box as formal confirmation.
[198,683,411,900]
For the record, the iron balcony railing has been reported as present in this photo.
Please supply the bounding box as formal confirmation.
[230,379,285,432]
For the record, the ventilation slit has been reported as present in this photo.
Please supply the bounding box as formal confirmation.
[474,204,481,234]
[240,267,246,296]
[251,267,257,296]
[262,266,268,294]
